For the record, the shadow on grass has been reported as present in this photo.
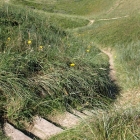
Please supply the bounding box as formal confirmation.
[95,65,121,100]
[62,64,121,110]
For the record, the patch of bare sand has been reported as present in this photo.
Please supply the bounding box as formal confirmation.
[88,20,95,26]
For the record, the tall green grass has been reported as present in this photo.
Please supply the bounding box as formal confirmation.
[106,0,140,18]
[78,15,140,46]
[0,2,119,130]
[115,41,140,89]
[9,0,89,30]
[0,0,139,139]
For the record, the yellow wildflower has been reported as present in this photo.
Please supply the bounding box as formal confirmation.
[86,49,90,52]
[7,37,11,41]
[70,63,75,67]
[39,46,43,51]
[28,40,32,44]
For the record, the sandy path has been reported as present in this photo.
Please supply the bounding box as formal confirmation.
[101,49,140,110]
[88,46,139,114]
[88,20,95,26]
[98,15,129,21]
[101,48,116,81]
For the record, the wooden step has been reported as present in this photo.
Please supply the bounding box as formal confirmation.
[4,123,32,140]
[28,116,63,140]
[71,109,87,119]
[48,111,80,128]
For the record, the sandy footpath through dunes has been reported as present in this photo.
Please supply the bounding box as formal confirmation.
[101,48,116,81]
[101,49,140,110]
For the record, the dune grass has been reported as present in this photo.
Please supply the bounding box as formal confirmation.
[78,0,140,90]
[81,15,140,46]
[1,0,140,139]
[48,0,140,139]
[115,41,140,89]
[0,2,119,132]
[106,0,140,18]
[11,0,116,17]
[8,1,89,30]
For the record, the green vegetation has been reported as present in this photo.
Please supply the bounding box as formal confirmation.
[48,15,89,29]
[78,14,140,90]
[0,129,9,140]
[106,0,140,18]
[81,15,140,46]
[1,0,140,139]
[50,107,140,140]
[11,0,116,17]
[0,0,118,135]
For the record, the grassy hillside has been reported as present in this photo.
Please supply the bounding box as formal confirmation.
[106,0,140,18]
[2,2,89,30]
[1,0,140,139]
[82,15,140,45]
[11,0,116,17]
[49,0,140,139]
[0,1,119,134]
[77,14,140,89]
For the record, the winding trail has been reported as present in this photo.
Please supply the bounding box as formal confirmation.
[101,48,116,81]
[88,16,140,112]
[88,15,129,27]
[100,49,140,111]
[98,15,129,21]
[88,20,95,26]
[101,49,140,111]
